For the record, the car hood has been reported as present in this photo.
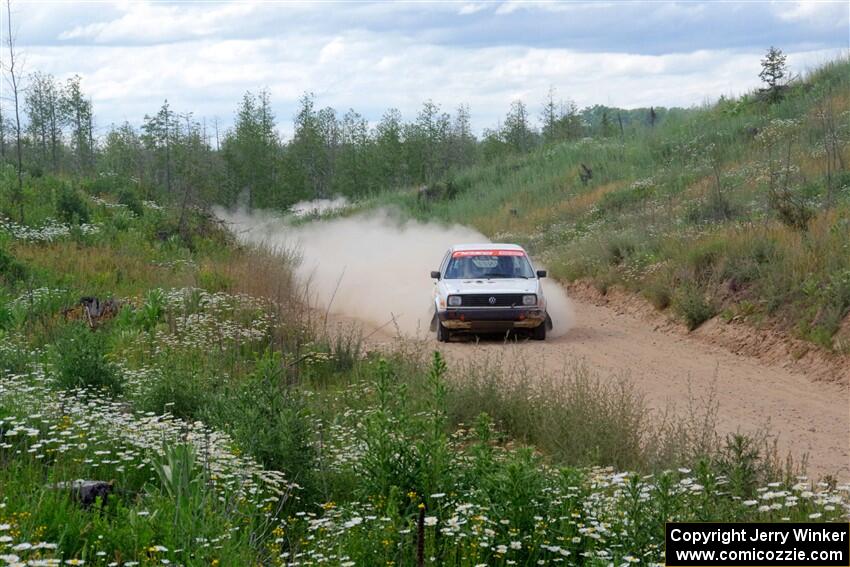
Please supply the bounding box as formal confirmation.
[444,279,538,295]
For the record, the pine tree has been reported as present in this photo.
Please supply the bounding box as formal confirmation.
[541,86,559,143]
[759,46,788,104]
[503,100,534,153]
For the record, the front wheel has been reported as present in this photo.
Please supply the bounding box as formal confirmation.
[436,322,452,342]
[531,322,546,341]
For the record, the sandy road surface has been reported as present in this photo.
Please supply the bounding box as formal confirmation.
[347,297,850,480]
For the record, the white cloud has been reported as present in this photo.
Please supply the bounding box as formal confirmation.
[776,1,848,27]
[58,1,258,43]
[8,1,847,137]
[458,3,490,16]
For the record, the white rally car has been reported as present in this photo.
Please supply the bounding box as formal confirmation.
[429,243,553,341]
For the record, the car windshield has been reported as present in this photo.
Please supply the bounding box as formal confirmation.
[444,251,535,279]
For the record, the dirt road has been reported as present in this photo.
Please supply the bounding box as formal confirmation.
[352,295,850,480]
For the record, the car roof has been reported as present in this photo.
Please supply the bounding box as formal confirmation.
[450,243,525,252]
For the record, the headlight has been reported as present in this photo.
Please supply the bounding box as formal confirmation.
[448,295,462,307]
[522,294,537,306]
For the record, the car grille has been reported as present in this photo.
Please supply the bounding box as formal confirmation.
[459,294,526,307]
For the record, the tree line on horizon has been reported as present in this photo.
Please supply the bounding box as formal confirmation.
[3,37,794,216]
[2,63,681,212]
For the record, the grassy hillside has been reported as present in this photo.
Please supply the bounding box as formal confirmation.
[1,174,847,565]
[1,55,848,566]
[368,58,850,349]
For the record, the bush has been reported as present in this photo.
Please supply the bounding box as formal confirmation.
[684,241,724,284]
[598,186,650,214]
[135,288,165,332]
[0,246,28,284]
[117,188,145,217]
[196,267,233,293]
[684,195,737,224]
[54,323,123,395]
[644,280,672,310]
[600,232,640,266]
[228,351,317,487]
[769,188,813,231]
[673,284,717,330]
[138,365,208,420]
[56,185,91,225]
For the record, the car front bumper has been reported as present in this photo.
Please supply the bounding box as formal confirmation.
[438,307,547,330]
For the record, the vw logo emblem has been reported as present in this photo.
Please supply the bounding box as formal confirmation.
[488,296,497,305]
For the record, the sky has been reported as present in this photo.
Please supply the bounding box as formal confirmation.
[1,0,848,139]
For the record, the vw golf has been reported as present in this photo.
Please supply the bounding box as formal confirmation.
[429,244,552,341]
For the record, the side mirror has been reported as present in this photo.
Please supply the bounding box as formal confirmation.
[536,270,547,279]
[430,270,441,280]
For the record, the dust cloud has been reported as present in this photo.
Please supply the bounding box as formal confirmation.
[216,206,575,338]
[289,196,349,218]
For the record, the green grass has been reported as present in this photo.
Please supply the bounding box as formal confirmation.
[0,101,848,564]
[361,57,850,345]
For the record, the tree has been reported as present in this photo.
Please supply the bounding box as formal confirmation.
[101,122,145,187]
[450,103,476,169]
[551,99,582,141]
[172,112,211,236]
[288,92,333,200]
[222,89,281,208]
[374,108,405,188]
[599,110,615,138]
[759,46,788,104]
[142,100,176,196]
[26,72,62,171]
[336,108,370,196]
[503,100,534,153]
[0,100,5,159]
[411,100,447,182]
[3,0,24,221]
[541,86,559,143]
[61,75,94,172]
[480,126,509,162]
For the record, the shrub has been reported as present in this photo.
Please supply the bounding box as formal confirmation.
[673,284,717,330]
[117,188,145,217]
[355,353,453,507]
[56,185,91,225]
[684,195,737,224]
[644,280,672,309]
[769,188,813,231]
[136,288,165,332]
[138,366,208,420]
[82,175,122,195]
[108,210,134,232]
[685,241,724,284]
[598,184,653,214]
[197,267,232,293]
[0,333,30,373]
[229,351,317,487]
[0,246,28,284]
[54,323,123,395]
[601,232,639,266]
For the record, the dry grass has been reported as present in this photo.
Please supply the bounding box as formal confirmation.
[13,240,196,297]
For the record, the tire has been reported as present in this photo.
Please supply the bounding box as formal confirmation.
[531,322,546,341]
[437,322,452,342]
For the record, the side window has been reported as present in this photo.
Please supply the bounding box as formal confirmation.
[439,251,451,274]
